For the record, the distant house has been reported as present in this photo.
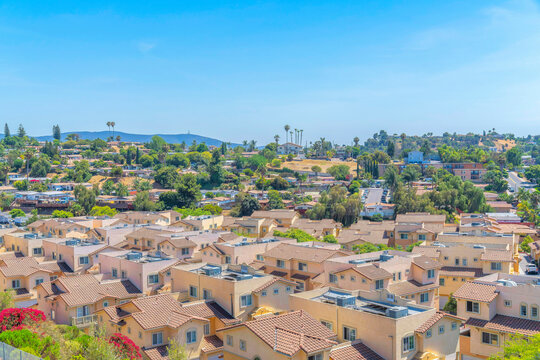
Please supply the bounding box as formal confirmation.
[277,143,302,155]
[407,151,424,164]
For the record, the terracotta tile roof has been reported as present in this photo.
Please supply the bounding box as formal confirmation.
[466,314,540,336]
[336,265,392,281]
[416,311,465,334]
[480,250,514,262]
[388,280,439,296]
[178,301,238,326]
[251,210,298,220]
[396,213,446,223]
[440,266,484,278]
[0,258,71,277]
[219,310,337,356]
[411,246,440,259]
[263,243,348,263]
[253,277,297,293]
[412,255,442,270]
[453,281,498,303]
[201,335,223,353]
[142,345,168,360]
[330,342,385,360]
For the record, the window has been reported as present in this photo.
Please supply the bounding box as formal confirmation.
[504,300,512,307]
[186,329,197,344]
[11,280,20,289]
[398,272,402,280]
[121,271,127,279]
[452,322,458,331]
[225,256,231,264]
[181,248,190,256]
[350,276,356,282]
[152,332,163,346]
[273,288,279,295]
[521,304,528,317]
[308,354,323,360]
[321,320,333,330]
[298,262,307,271]
[241,294,252,307]
[189,286,198,298]
[420,293,429,303]
[295,282,304,291]
[112,268,118,278]
[226,335,233,346]
[239,339,246,351]
[439,325,445,334]
[277,259,285,268]
[462,258,468,266]
[466,301,480,314]
[455,258,460,266]
[393,273,396,281]
[103,301,109,307]
[443,256,448,260]
[474,258,478,262]
[400,233,408,240]
[139,331,142,339]
[203,289,212,300]
[532,305,539,319]
[76,305,89,317]
[35,278,44,286]
[148,274,159,284]
[439,278,445,286]
[33,248,42,255]
[375,279,384,290]
[256,255,264,261]
[491,262,502,271]
[343,326,356,341]
[261,290,267,297]
[426,329,432,338]
[79,256,89,265]
[427,269,435,279]
[403,335,415,352]
[204,323,210,335]
[418,234,426,241]
[286,286,291,292]
[482,332,499,346]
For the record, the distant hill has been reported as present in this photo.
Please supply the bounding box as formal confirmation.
[35,131,238,146]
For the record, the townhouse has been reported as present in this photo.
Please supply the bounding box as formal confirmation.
[288,218,342,238]
[3,231,47,257]
[322,250,441,308]
[42,237,110,273]
[37,274,141,328]
[98,250,181,294]
[250,209,300,227]
[113,210,181,226]
[218,310,338,360]
[123,226,185,251]
[221,217,277,238]
[97,294,239,360]
[454,273,540,359]
[28,217,117,238]
[171,263,296,321]
[390,213,448,248]
[171,214,224,231]
[260,243,351,291]
[290,287,463,360]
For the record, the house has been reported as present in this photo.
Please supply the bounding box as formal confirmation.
[97,294,239,360]
[336,229,389,250]
[171,263,295,321]
[359,203,395,219]
[486,201,513,213]
[42,237,110,273]
[218,310,337,360]
[289,218,342,238]
[290,287,463,360]
[260,243,351,291]
[113,211,181,226]
[221,217,277,238]
[123,226,184,251]
[454,273,540,359]
[390,213,447,248]
[98,250,181,294]
[277,142,303,155]
[251,209,300,227]
[36,274,141,327]
[2,232,47,257]
[171,215,224,231]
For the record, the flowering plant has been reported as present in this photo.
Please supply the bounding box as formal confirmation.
[109,333,142,359]
[0,308,45,332]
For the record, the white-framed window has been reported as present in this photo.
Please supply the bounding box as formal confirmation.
[261,290,267,297]
[181,248,190,256]
[240,294,252,307]
[403,335,415,352]
[420,293,429,303]
[418,234,426,241]
[521,304,528,317]
[79,256,89,265]
[189,286,198,298]
[532,305,539,319]
[226,335,233,346]
[35,278,44,287]
[148,274,159,284]
[239,339,246,351]
[462,258,468,266]
[76,305,89,317]
[426,329,432,338]
[482,332,499,346]
[375,279,384,290]
[203,289,212,300]
[504,300,512,307]
[298,262,307,271]
[277,259,285,268]
[11,280,20,289]
[286,286,291,292]
[427,269,435,279]
[343,326,356,341]
[321,320,332,330]
[273,288,279,295]
[225,256,231,264]
[455,258,460,266]
[103,301,109,307]
[204,323,210,335]
[152,332,163,346]
[491,262,502,271]
[256,254,264,261]
[33,248,42,255]
[466,301,479,314]
[439,325,445,334]
[186,329,197,344]
[350,276,356,282]
[112,268,118,278]
[400,233,408,240]
[121,270,127,279]
[452,322,458,331]
[308,354,323,360]
[439,278,445,286]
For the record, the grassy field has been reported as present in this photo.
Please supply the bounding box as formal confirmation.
[279,159,357,173]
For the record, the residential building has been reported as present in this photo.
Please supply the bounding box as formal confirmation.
[171,215,224,231]
[251,209,300,227]
[277,142,303,155]
[42,237,109,273]
[3,232,47,257]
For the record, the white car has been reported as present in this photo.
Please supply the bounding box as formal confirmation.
[526,263,539,275]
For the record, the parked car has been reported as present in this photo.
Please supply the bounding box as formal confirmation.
[526,263,539,275]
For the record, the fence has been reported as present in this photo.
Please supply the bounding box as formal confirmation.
[0,341,42,360]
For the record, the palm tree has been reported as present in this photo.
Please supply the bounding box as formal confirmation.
[23,148,35,182]
[242,140,248,147]
[284,125,290,143]
[299,129,303,147]
[274,135,280,146]
[290,131,293,144]
[249,140,257,152]
[111,122,116,139]
[353,137,359,147]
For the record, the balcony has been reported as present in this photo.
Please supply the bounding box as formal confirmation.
[71,314,98,328]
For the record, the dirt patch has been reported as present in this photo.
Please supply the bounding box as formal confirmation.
[89,175,154,188]
[278,159,357,173]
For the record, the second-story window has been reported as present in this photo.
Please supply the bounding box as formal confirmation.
[186,329,197,344]
[240,294,252,307]
[148,274,159,284]
[225,256,231,264]
[189,286,198,298]
[308,354,323,360]
[79,256,89,265]
[181,248,190,256]
[455,258,460,266]
[343,326,356,341]
[277,259,285,268]
[375,279,384,290]
[439,278,445,286]
[203,289,212,300]
[112,268,118,278]
[521,304,528,317]
[298,262,307,271]
[403,335,415,352]
[256,255,264,261]
[152,332,163,346]
[466,301,480,313]
[427,269,435,279]
[491,262,502,271]
[329,274,337,283]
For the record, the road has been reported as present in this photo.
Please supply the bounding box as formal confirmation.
[507,171,524,192]
[518,253,540,278]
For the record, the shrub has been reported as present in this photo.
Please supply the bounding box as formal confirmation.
[0,308,45,331]
[109,333,142,360]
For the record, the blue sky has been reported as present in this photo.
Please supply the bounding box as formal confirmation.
[1,0,540,145]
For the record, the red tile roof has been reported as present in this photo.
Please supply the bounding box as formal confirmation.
[440,266,484,278]
[412,255,442,270]
[416,311,465,334]
[466,314,540,336]
[201,335,223,353]
[330,342,385,360]
[480,250,514,262]
[453,281,498,303]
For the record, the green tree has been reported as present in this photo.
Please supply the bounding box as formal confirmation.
[383,165,400,191]
[167,337,189,360]
[89,206,118,217]
[443,293,457,315]
[176,173,202,208]
[134,191,157,211]
[9,209,25,218]
[0,289,14,310]
[401,164,421,185]
[4,123,10,138]
[154,166,180,189]
[74,185,96,214]
[311,165,322,178]
[327,164,350,180]
[52,210,73,218]
[386,141,395,157]
[267,190,284,209]
[231,192,260,217]
[520,235,534,253]
[52,125,61,141]
[30,157,52,177]
[506,147,522,169]
[208,149,225,186]
[17,124,26,138]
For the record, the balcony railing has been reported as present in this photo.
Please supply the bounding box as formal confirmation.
[71,314,98,327]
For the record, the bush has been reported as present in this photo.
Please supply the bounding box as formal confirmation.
[0,308,45,332]
[520,235,534,253]
[274,229,316,243]
[108,333,142,360]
